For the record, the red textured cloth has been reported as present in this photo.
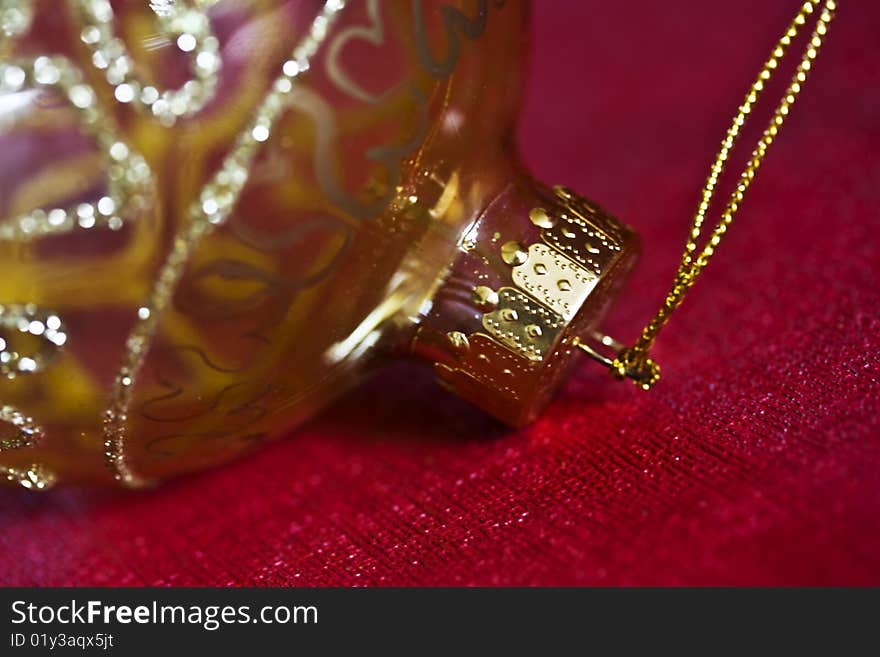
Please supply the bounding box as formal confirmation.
[2,1,879,586]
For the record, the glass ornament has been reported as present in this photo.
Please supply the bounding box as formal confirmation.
[0,0,644,487]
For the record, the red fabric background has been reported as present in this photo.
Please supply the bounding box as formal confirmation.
[2,0,878,586]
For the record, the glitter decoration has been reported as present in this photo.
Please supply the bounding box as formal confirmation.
[0,304,68,379]
[0,56,154,241]
[0,462,55,490]
[0,0,32,42]
[103,0,349,487]
[0,305,58,489]
[0,404,43,452]
[73,0,222,126]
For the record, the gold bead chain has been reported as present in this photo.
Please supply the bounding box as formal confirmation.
[608,0,839,390]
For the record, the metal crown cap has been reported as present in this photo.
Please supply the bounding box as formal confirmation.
[412,181,640,427]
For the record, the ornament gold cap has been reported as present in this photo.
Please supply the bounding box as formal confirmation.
[412,182,640,427]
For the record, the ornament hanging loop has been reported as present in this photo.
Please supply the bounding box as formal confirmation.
[573,334,660,391]
[600,0,837,389]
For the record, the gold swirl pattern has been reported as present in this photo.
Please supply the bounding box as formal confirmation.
[1,4,93,490]
[326,0,388,103]
[412,0,505,78]
[1,0,510,486]
[103,0,349,487]
[287,84,428,220]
